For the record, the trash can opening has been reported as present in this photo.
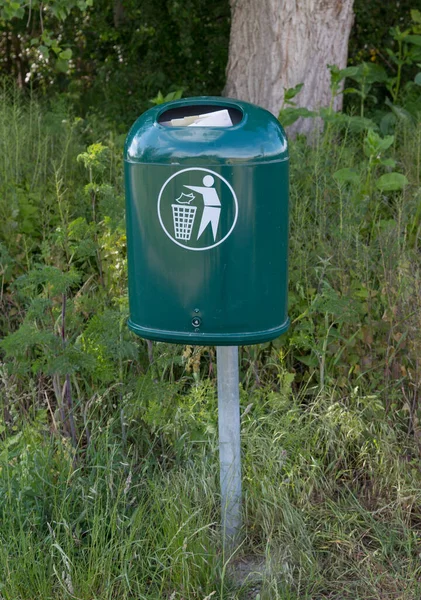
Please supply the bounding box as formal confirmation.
[158,104,243,128]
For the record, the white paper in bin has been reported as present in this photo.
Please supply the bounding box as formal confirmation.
[188,109,233,127]
[162,109,233,128]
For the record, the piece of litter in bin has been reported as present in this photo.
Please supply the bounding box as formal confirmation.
[188,109,233,127]
[162,109,233,127]
[171,115,200,126]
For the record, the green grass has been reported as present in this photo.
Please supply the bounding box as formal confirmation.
[2,385,421,598]
[0,84,421,598]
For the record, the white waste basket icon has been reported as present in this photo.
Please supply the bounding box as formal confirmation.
[172,204,197,241]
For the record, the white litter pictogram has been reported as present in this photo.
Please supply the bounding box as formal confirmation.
[184,175,221,241]
[157,168,238,252]
[172,203,197,240]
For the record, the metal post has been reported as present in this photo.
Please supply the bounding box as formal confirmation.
[216,345,242,551]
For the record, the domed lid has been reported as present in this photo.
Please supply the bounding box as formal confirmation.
[124,97,288,166]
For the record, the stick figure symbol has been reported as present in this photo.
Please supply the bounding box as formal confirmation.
[184,175,221,241]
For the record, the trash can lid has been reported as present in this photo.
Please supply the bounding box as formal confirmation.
[124,96,288,166]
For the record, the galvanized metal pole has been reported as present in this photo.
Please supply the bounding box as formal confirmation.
[216,345,242,551]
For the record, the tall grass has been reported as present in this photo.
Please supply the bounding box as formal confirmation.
[0,84,421,599]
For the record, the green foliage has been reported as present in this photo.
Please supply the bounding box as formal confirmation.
[0,0,230,126]
[278,83,316,126]
[349,0,415,66]
[1,0,420,134]
[346,14,421,126]
[342,61,389,117]
[331,128,409,198]
[279,11,421,136]
[77,142,109,174]
[0,0,92,77]
[150,89,184,106]
[80,309,138,383]
[376,171,409,191]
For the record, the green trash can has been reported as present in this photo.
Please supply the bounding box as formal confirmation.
[124,97,289,345]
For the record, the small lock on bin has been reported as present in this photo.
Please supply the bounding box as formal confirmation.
[124,97,289,345]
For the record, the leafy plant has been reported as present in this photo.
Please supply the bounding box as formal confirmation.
[278,83,316,127]
[333,128,409,197]
[0,0,93,76]
[150,89,184,106]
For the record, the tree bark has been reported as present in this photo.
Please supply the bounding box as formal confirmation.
[224,0,355,136]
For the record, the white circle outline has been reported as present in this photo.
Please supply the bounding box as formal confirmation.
[157,167,238,251]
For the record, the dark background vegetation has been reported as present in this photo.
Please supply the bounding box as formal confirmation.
[0,0,417,125]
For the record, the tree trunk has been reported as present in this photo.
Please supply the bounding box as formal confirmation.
[224,0,355,136]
